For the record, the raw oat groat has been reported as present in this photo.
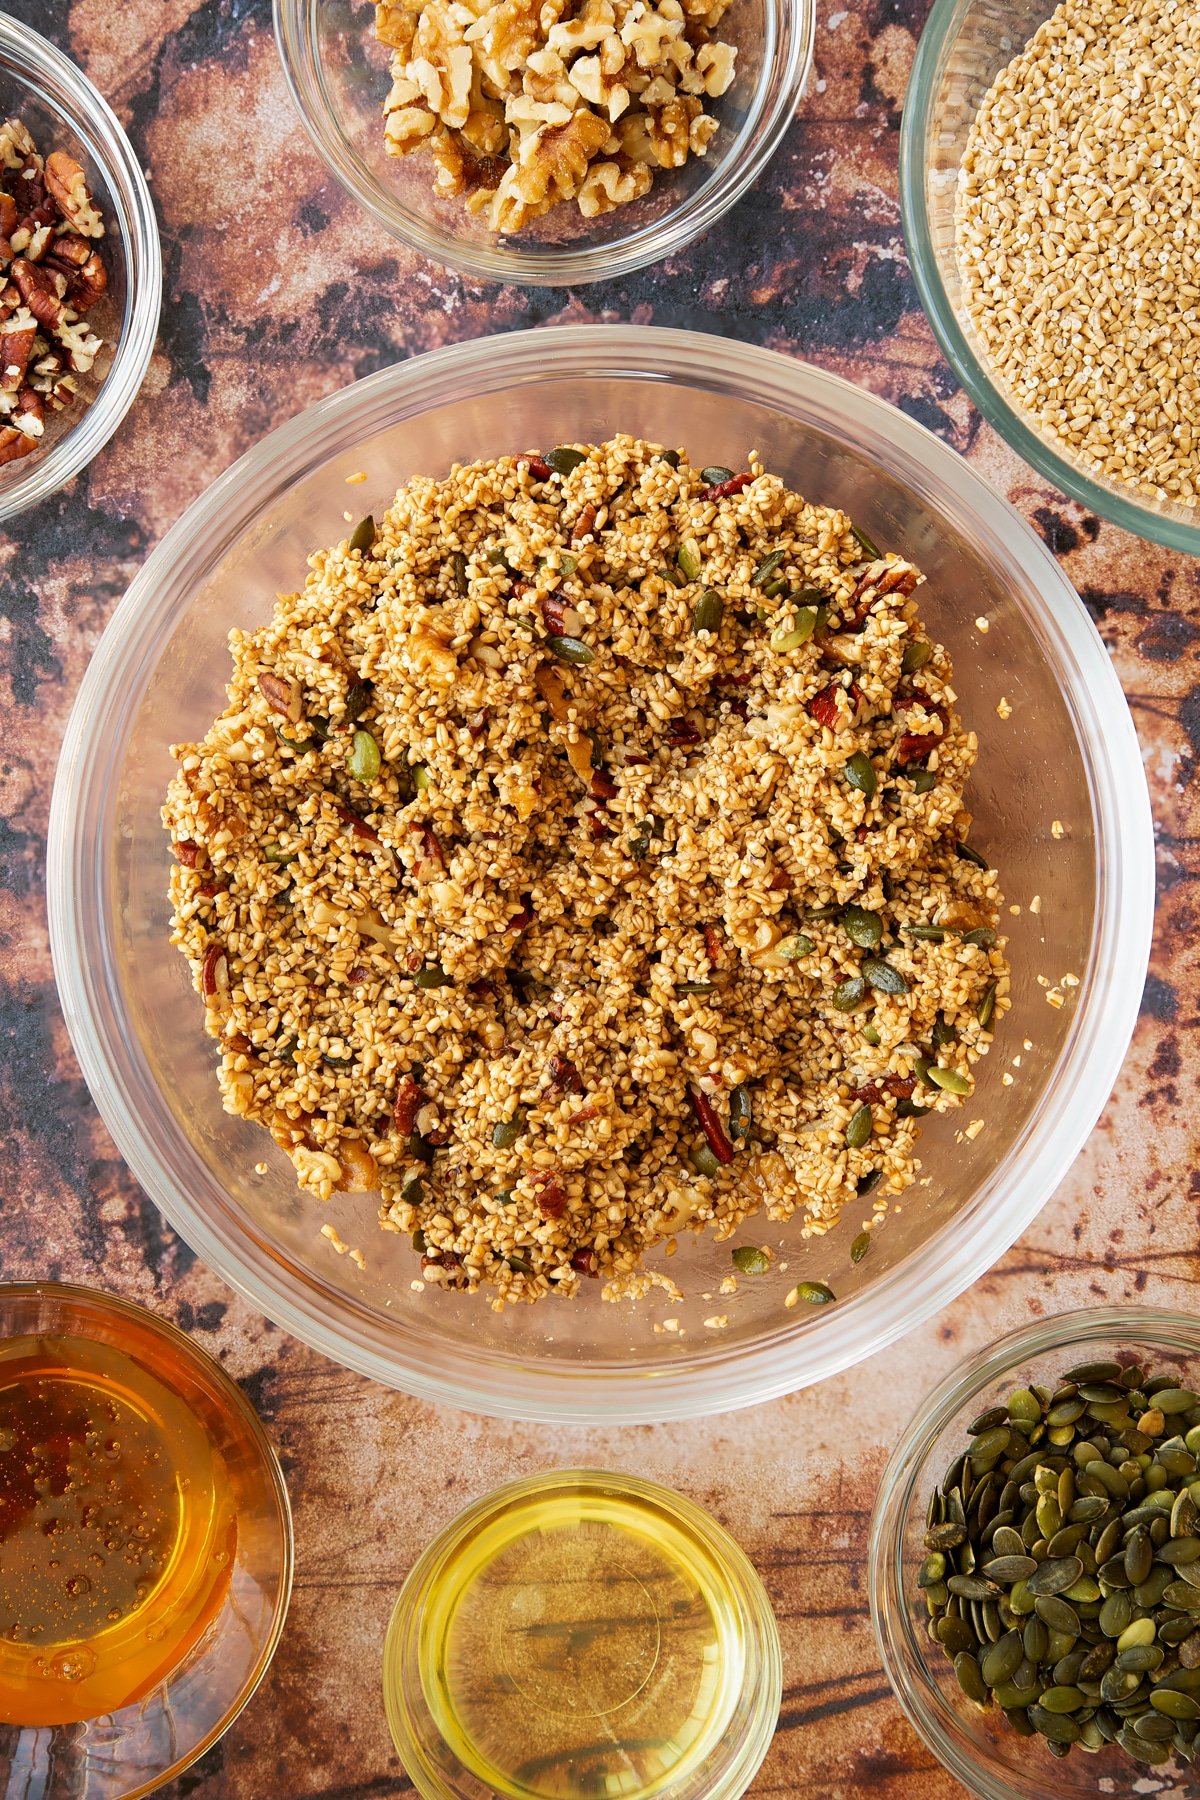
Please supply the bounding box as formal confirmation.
[163,439,1009,1305]
[375,0,738,232]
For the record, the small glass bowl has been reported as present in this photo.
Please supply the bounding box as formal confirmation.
[272,0,813,286]
[0,1282,292,1800]
[382,1469,782,1800]
[899,0,1200,556]
[0,17,160,522]
[869,1307,1200,1800]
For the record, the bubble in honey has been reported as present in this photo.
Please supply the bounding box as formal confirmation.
[65,1576,91,1599]
[50,1647,96,1684]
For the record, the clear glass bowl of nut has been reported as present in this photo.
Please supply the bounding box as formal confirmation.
[900,0,1200,556]
[870,1307,1200,1799]
[273,0,814,285]
[0,16,160,521]
[48,326,1152,1424]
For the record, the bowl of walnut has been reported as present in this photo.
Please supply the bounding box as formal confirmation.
[273,0,814,285]
[0,16,160,521]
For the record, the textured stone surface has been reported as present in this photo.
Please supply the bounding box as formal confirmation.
[2,0,1197,1793]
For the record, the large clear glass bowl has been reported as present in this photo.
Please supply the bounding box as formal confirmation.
[47,325,1154,1424]
[0,17,160,522]
[273,0,813,286]
[899,0,1200,556]
[869,1308,1200,1799]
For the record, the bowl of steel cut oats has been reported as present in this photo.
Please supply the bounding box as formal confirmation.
[901,0,1200,556]
[49,327,1152,1422]
[272,0,813,285]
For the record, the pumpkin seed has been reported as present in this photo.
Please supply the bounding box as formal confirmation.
[1152,1690,1200,1721]
[348,514,375,553]
[729,1085,752,1141]
[676,538,702,580]
[851,523,881,559]
[955,1651,989,1705]
[731,1245,769,1276]
[548,635,595,665]
[902,923,946,942]
[832,975,867,1012]
[347,728,381,782]
[902,638,933,673]
[861,957,907,995]
[850,1231,871,1264]
[693,589,724,634]
[770,608,818,651]
[1028,1705,1081,1745]
[983,1554,1038,1583]
[948,1575,1002,1602]
[1156,1390,1199,1415]
[844,751,876,796]
[981,1632,1024,1686]
[777,934,815,960]
[927,1064,972,1096]
[844,906,883,949]
[978,982,998,1030]
[546,446,586,476]
[414,964,450,989]
[790,1280,835,1307]
[491,1110,527,1149]
[910,768,937,793]
[1028,1557,1085,1597]
[751,549,786,587]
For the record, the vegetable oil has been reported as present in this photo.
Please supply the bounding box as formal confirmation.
[384,1470,782,1800]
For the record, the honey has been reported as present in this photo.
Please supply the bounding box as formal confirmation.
[0,1329,237,1727]
[384,1471,782,1800]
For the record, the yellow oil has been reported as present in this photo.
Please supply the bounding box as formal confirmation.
[415,1482,748,1799]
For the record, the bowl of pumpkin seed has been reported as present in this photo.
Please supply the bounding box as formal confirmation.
[870,1307,1200,1797]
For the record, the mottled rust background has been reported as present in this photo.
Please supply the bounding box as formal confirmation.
[2,0,1198,1793]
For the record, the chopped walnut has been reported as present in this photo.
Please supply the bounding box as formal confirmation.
[0,119,109,469]
[376,0,737,230]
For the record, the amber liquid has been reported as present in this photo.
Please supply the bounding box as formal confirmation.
[0,1331,237,1726]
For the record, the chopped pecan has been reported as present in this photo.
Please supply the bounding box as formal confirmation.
[508,898,533,932]
[0,423,36,464]
[393,1075,423,1137]
[703,923,723,964]
[589,769,617,800]
[44,151,105,237]
[852,1074,917,1104]
[839,558,920,630]
[894,693,949,766]
[67,249,106,312]
[699,471,752,501]
[586,810,613,840]
[257,670,303,721]
[571,1249,599,1276]
[807,679,862,730]
[200,943,228,999]
[531,1170,567,1219]
[333,800,380,842]
[768,870,790,892]
[571,503,597,544]
[568,1102,600,1124]
[467,708,489,739]
[687,1086,735,1164]
[546,1053,584,1096]
[541,592,567,637]
[413,823,446,878]
[174,839,202,867]
[12,384,42,438]
[666,717,704,747]
[10,259,64,333]
[42,230,90,273]
[523,454,552,480]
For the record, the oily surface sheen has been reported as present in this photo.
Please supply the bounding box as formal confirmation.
[5,0,1196,1794]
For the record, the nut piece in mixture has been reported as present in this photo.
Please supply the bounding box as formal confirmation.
[0,119,108,469]
[163,438,1010,1308]
[374,0,738,232]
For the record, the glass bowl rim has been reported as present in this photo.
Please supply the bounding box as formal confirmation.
[867,1304,1200,1800]
[271,0,815,286]
[381,1465,784,1800]
[898,0,1200,558]
[0,15,162,522]
[47,323,1155,1424]
[0,1278,294,1797]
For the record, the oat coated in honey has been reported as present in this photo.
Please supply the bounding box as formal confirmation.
[163,438,1009,1305]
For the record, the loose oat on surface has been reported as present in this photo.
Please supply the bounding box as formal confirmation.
[163,438,1009,1305]
[956,0,1200,507]
[374,0,737,232]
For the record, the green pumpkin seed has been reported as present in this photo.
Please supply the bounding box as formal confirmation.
[1154,1389,1199,1414]
[927,1065,972,1096]
[1063,1360,1125,1383]
[770,607,818,651]
[947,1574,1002,1602]
[1158,1537,1200,1565]
[1117,1618,1157,1651]
[546,446,586,476]
[910,769,937,793]
[844,906,883,949]
[347,727,381,782]
[1035,1595,1081,1635]
[1125,1529,1154,1585]
[1028,1556,1085,1597]
[983,1554,1038,1584]
[1132,1713,1177,1742]
[902,638,933,673]
[791,1280,835,1307]
[981,1631,1024,1686]
[1039,1686,1086,1714]
[729,1085,752,1141]
[1100,1592,1134,1637]
[778,934,814,960]
[752,549,786,587]
[955,841,989,870]
[845,1104,873,1150]
[832,975,867,1012]
[414,964,450,989]
[978,983,998,1030]
[548,635,595,665]
[731,1245,770,1276]
[1028,1705,1080,1745]
[491,1110,527,1149]
[862,957,907,995]
[677,538,702,580]
[348,514,375,553]
[851,523,882,559]
[691,1143,721,1176]
[844,751,876,797]
[961,927,997,949]
[850,1231,871,1264]
[954,1651,989,1705]
[1151,1690,1200,1720]
[693,589,724,634]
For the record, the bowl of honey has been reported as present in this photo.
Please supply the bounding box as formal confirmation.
[0,1282,292,1797]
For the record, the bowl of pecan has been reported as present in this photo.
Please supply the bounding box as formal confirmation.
[49,327,1152,1423]
[0,16,160,520]
[273,0,814,285]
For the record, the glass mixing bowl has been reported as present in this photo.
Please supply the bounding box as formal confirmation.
[869,1308,1200,1800]
[47,325,1153,1424]
[273,0,813,286]
[900,0,1200,557]
[0,17,160,522]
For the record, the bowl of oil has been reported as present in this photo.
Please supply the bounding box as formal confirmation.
[0,1282,292,1798]
[382,1468,782,1800]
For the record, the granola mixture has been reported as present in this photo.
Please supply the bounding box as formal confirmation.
[0,119,108,468]
[374,0,737,233]
[163,438,1009,1306]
